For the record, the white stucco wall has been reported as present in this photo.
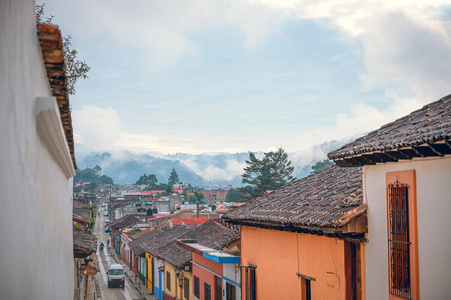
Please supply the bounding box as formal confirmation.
[364,156,451,300]
[223,263,241,300]
[0,1,75,299]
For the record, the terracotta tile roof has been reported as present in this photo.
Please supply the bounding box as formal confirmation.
[154,240,191,268]
[73,227,97,254]
[130,225,193,256]
[170,218,210,226]
[129,228,152,240]
[213,208,229,214]
[128,229,164,255]
[155,220,239,268]
[328,95,451,167]
[109,214,140,229]
[223,165,366,237]
[37,23,76,168]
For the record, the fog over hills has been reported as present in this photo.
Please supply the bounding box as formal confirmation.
[75,136,357,186]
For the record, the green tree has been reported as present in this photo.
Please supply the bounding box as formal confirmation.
[135,173,159,190]
[225,188,242,202]
[188,194,198,203]
[75,166,101,182]
[36,3,90,95]
[147,174,159,189]
[239,148,296,201]
[74,165,114,185]
[182,189,189,200]
[135,174,149,185]
[168,168,180,186]
[153,183,172,195]
[194,191,204,202]
[310,159,334,174]
[99,174,114,185]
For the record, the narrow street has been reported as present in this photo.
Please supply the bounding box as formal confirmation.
[94,207,143,300]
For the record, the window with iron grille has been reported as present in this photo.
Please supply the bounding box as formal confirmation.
[194,276,200,298]
[216,276,222,300]
[166,271,171,291]
[388,181,411,299]
[184,278,189,299]
[205,283,211,300]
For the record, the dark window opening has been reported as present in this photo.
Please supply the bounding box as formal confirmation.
[205,283,211,300]
[166,271,171,291]
[226,282,236,300]
[250,267,256,300]
[301,278,311,300]
[216,276,222,300]
[184,278,189,299]
[244,266,256,300]
[194,276,200,298]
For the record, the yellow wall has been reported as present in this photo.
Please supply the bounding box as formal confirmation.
[164,262,193,299]
[164,262,179,299]
[145,253,153,291]
[181,270,192,300]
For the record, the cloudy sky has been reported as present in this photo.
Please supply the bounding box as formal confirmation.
[40,0,451,155]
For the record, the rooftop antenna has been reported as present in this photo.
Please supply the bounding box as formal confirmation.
[214,242,223,253]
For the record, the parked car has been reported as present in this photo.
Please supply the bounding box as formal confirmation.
[107,264,124,288]
[105,226,111,233]
[105,220,111,227]
[103,210,109,216]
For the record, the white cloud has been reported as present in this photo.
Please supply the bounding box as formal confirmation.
[72,105,250,154]
[54,0,451,96]
[361,10,451,100]
[61,0,451,155]
[179,156,246,181]
[286,0,451,99]
[72,105,123,151]
[46,0,288,70]
[293,96,423,150]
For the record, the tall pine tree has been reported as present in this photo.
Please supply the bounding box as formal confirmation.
[239,148,296,201]
[168,168,180,186]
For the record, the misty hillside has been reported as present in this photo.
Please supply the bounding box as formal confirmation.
[75,136,357,186]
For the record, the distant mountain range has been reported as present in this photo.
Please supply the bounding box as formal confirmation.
[75,136,357,187]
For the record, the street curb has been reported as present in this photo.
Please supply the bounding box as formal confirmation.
[94,275,101,300]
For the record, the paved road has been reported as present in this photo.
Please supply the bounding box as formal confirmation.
[94,207,142,300]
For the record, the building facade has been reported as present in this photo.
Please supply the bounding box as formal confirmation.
[329,95,451,299]
[224,166,367,300]
[0,1,76,298]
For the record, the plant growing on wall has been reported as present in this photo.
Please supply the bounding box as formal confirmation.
[36,3,90,95]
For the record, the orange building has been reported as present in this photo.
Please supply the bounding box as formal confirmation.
[224,165,367,300]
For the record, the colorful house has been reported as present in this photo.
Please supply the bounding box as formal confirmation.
[155,220,239,300]
[178,237,241,300]
[224,165,367,300]
[129,225,193,298]
[328,95,451,299]
[128,228,166,288]
[109,214,140,254]
[120,227,150,274]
